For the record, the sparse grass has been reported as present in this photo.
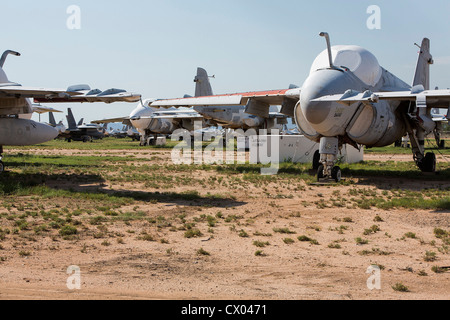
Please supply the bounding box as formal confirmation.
[424,251,437,262]
[356,237,369,245]
[431,266,446,274]
[297,235,319,245]
[392,283,410,292]
[404,232,417,239]
[184,229,203,239]
[59,225,77,237]
[273,227,296,234]
[3,138,450,300]
[197,248,210,256]
[253,240,270,248]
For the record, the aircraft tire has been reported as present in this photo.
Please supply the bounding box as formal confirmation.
[312,150,320,170]
[331,166,342,183]
[420,153,436,173]
[317,164,324,181]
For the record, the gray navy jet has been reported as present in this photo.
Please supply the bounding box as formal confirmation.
[150,33,449,182]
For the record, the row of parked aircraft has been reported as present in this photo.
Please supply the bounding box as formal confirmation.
[90,67,290,146]
[0,33,449,181]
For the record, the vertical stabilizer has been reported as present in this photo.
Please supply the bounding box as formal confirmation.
[67,108,78,130]
[194,67,214,97]
[413,38,433,90]
[49,112,56,126]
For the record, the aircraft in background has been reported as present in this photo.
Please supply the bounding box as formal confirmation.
[0,49,140,172]
[107,124,140,141]
[93,100,204,146]
[48,112,67,136]
[60,108,107,143]
[92,68,213,146]
[149,34,450,182]
[153,68,292,131]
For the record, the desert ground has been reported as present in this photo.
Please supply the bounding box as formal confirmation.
[0,140,448,301]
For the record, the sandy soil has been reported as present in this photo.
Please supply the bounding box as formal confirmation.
[0,148,449,301]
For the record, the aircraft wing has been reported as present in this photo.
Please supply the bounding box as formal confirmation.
[34,86,141,104]
[150,88,301,118]
[92,117,130,124]
[92,117,132,126]
[137,113,203,120]
[311,88,450,108]
[0,85,81,99]
[32,105,63,114]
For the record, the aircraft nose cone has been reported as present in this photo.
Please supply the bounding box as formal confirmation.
[300,94,332,126]
[300,69,361,127]
[34,122,59,144]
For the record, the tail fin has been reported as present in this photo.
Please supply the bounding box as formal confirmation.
[49,112,56,126]
[67,108,78,130]
[194,67,213,97]
[413,38,434,90]
[77,118,84,126]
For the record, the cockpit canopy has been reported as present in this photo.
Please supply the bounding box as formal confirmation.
[310,45,382,87]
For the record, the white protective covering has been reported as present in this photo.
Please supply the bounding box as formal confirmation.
[310,45,382,87]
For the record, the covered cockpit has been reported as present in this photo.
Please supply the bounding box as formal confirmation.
[310,45,383,87]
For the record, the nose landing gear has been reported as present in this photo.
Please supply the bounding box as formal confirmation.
[316,137,342,183]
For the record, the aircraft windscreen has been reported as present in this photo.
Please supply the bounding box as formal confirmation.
[310,45,382,87]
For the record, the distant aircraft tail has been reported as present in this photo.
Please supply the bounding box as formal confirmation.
[67,108,78,130]
[194,67,214,97]
[49,112,56,126]
[412,38,433,90]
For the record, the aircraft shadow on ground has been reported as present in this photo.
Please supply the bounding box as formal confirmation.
[343,167,450,190]
[0,172,247,209]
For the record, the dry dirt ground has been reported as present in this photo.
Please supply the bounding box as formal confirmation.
[0,148,449,301]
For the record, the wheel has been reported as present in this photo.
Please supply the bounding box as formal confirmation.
[331,166,342,183]
[439,140,445,149]
[0,161,4,174]
[317,164,324,181]
[148,137,156,146]
[312,150,321,171]
[420,153,436,173]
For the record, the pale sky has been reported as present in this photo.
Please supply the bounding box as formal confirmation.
[1,0,450,123]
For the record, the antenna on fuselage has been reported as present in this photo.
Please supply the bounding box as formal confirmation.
[319,32,334,69]
[0,50,21,68]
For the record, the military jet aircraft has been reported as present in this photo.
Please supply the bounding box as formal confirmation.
[60,108,107,142]
[0,49,140,172]
[48,112,66,136]
[182,68,292,131]
[148,34,449,182]
[92,68,213,146]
